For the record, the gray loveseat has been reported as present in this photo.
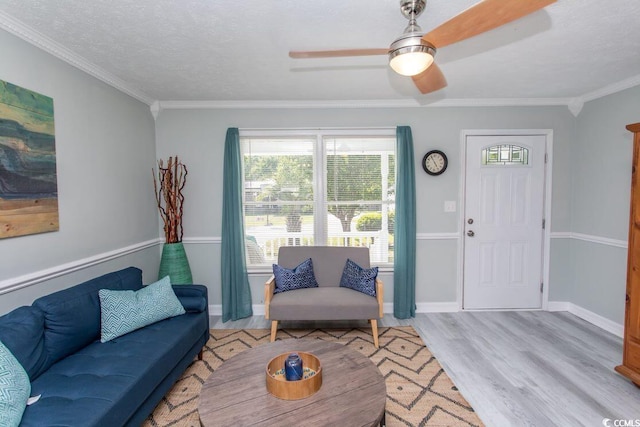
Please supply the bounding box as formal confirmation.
[264,246,384,347]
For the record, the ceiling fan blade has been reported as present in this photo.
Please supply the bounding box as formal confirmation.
[423,0,556,49]
[289,48,388,59]
[412,63,447,94]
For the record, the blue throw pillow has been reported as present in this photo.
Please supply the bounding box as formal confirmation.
[0,340,30,427]
[339,258,378,297]
[99,276,186,343]
[273,258,319,294]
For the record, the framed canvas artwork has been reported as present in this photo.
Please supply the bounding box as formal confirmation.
[0,79,58,238]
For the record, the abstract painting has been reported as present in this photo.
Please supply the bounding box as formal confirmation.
[0,79,58,238]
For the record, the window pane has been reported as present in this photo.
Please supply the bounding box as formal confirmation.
[325,137,395,263]
[245,203,315,264]
[482,144,529,166]
[243,138,315,265]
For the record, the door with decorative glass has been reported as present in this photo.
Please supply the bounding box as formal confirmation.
[463,134,546,309]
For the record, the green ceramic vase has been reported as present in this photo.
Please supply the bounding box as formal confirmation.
[158,242,193,284]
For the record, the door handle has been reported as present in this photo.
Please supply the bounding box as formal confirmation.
[467,230,475,237]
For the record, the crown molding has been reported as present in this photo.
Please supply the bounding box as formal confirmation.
[2,8,637,114]
[0,11,154,106]
[579,73,640,104]
[157,97,575,112]
[159,99,424,110]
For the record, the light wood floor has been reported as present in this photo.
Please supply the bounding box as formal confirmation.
[211,311,640,427]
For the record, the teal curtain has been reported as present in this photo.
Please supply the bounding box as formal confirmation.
[394,126,416,319]
[221,128,253,322]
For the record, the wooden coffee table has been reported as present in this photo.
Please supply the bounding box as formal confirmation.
[199,339,386,426]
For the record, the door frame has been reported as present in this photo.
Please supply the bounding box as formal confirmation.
[457,129,554,311]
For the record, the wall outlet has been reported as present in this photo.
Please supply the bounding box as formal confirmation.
[444,201,457,212]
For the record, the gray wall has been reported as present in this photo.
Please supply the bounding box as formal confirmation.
[1,21,637,325]
[0,29,159,314]
[566,85,640,323]
[155,105,575,309]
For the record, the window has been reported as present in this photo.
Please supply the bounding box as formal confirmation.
[481,144,529,165]
[241,129,396,266]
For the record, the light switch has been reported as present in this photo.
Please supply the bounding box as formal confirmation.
[444,201,456,212]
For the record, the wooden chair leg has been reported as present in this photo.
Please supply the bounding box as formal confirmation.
[270,320,278,342]
[371,319,379,348]
[198,348,204,360]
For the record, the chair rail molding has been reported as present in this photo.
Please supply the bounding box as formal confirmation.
[550,231,627,249]
[0,238,163,295]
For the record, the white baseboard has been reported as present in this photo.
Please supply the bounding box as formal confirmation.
[548,301,623,337]
[211,301,622,338]
[547,301,570,311]
[209,304,265,317]
[210,301,459,318]
[416,302,459,312]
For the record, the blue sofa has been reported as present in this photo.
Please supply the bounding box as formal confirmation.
[0,267,209,427]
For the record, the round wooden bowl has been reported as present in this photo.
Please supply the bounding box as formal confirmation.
[265,351,322,400]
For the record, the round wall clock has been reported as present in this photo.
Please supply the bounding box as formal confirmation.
[422,150,448,176]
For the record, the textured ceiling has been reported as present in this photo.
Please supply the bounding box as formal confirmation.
[0,0,639,104]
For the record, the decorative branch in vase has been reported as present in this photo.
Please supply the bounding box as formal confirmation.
[153,156,192,283]
[153,156,188,243]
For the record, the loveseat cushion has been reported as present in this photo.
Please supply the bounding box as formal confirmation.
[0,306,47,381]
[20,311,207,427]
[32,267,142,371]
[269,287,379,320]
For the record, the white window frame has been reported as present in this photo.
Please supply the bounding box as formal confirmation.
[240,127,396,273]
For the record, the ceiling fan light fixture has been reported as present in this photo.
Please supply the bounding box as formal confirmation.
[389,38,435,76]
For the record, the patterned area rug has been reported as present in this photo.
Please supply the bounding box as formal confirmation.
[144,326,483,427]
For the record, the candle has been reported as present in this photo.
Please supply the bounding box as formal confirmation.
[284,353,303,381]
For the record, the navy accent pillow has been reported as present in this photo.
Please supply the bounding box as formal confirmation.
[339,258,378,297]
[273,258,319,294]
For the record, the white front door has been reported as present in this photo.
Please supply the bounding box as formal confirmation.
[463,134,546,309]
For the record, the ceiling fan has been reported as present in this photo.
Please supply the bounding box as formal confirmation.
[289,0,556,94]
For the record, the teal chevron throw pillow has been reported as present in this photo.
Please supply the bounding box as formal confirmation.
[0,340,31,427]
[99,276,186,343]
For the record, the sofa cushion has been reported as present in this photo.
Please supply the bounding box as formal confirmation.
[272,258,319,294]
[0,339,31,427]
[277,246,370,286]
[0,307,47,381]
[20,312,207,427]
[99,276,186,342]
[32,267,143,370]
[339,258,378,297]
[269,287,379,320]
